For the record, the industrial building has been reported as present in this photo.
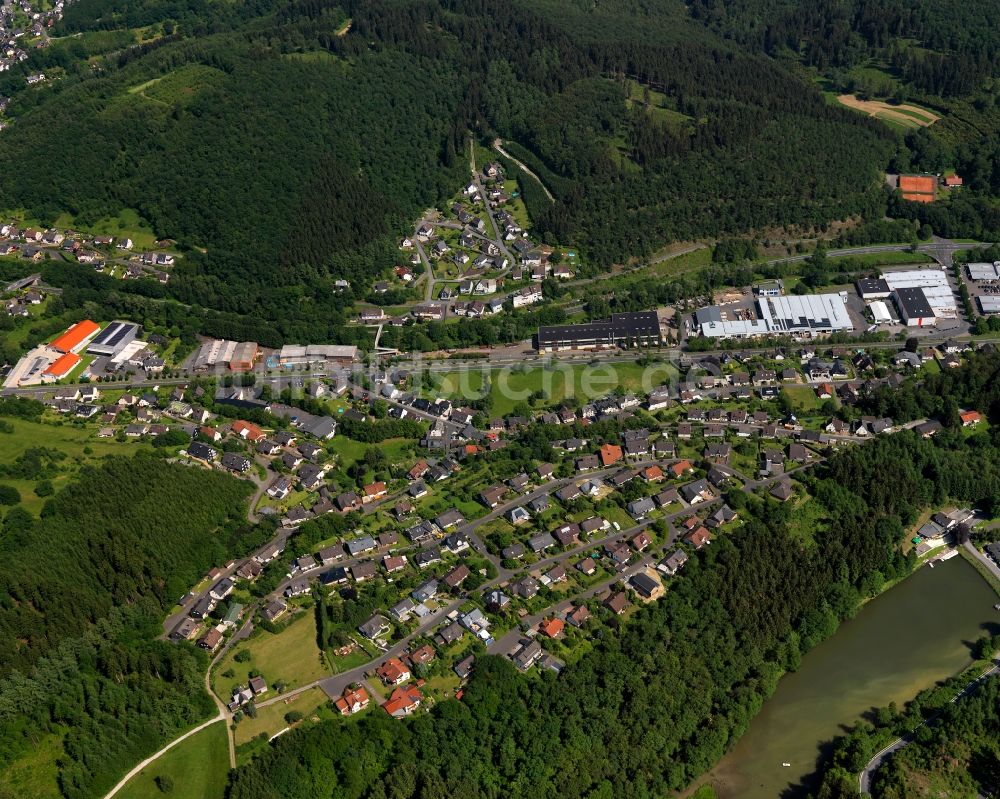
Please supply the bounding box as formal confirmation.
[868,301,893,325]
[978,296,1000,314]
[51,320,100,354]
[42,352,80,381]
[856,278,891,299]
[229,341,259,371]
[697,294,852,339]
[278,344,359,367]
[87,321,139,357]
[536,311,661,352]
[881,269,957,326]
[966,263,1000,281]
[192,339,259,371]
[893,287,936,327]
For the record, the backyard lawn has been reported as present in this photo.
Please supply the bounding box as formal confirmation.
[212,611,329,700]
[115,721,229,799]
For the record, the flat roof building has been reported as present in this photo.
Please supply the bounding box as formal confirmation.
[536,311,661,352]
[856,278,891,299]
[978,296,1000,314]
[966,263,1000,281]
[893,287,936,327]
[278,344,358,366]
[699,294,852,339]
[87,321,139,357]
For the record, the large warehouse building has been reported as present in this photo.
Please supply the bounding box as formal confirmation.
[978,296,1000,314]
[881,269,957,327]
[278,344,359,367]
[87,321,139,357]
[698,293,852,339]
[536,311,661,352]
[51,320,100,354]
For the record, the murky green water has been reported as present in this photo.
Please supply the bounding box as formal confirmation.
[703,556,999,798]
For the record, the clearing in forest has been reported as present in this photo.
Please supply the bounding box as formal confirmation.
[836,95,940,129]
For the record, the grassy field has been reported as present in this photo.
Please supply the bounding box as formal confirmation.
[485,361,676,416]
[781,385,822,414]
[115,721,229,799]
[234,687,329,746]
[212,612,329,700]
[0,417,139,514]
[0,729,65,799]
[827,250,933,267]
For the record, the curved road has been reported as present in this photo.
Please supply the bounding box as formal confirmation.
[858,659,999,795]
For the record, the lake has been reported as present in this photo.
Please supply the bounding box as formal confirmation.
[701,555,1000,798]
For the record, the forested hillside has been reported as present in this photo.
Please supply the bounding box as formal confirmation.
[0,0,894,327]
[0,454,253,798]
[685,0,1000,238]
[226,356,1000,799]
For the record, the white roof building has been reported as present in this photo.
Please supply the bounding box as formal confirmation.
[868,301,893,324]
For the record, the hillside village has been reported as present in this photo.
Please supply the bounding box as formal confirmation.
[2,313,995,731]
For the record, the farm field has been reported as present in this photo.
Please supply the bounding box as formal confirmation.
[115,721,229,799]
[211,611,329,700]
[835,95,940,129]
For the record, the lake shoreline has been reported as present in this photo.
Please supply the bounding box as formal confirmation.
[681,554,999,799]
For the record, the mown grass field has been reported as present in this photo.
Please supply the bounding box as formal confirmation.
[115,721,229,799]
[485,361,676,416]
[212,611,328,700]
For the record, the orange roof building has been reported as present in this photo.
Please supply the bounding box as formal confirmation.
[50,320,100,353]
[960,410,982,426]
[944,174,963,187]
[539,618,564,638]
[43,352,81,379]
[334,686,370,716]
[899,175,937,203]
[375,656,411,686]
[232,420,265,441]
[599,443,623,467]
[669,460,693,477]
[383,684,422,717]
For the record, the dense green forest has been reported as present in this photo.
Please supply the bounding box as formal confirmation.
[811,668,1000,799]
[226,356,1000,799]
[0,0,898,334]
[0,454,254,798]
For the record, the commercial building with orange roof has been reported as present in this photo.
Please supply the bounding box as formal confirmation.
[42,352,81,381]
[50,320,100,354]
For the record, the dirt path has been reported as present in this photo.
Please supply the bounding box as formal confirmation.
[493,139,555,202]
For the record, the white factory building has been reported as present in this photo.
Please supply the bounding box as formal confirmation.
[966,263,1000,281]
[698,293,853,339]
[880,269,957,327]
